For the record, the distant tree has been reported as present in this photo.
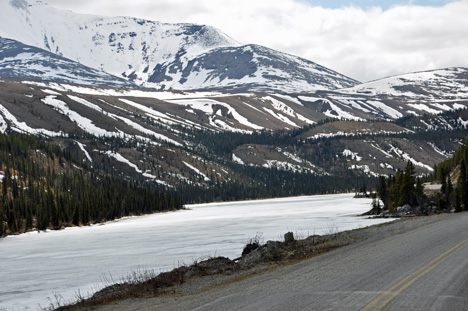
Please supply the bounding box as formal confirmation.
[415,177,423,195]
[446,175,453,207]
[360,181,367,196]
[371,193,382,214]
[377,176,388,206]
[386,161,423,210]
[388,170,403,210]
[399,162,416,206]
[455,187,462,213]
[440,168,447,197]
[458,159,468,211]
[0,207,4,237]
[2,174,7,197]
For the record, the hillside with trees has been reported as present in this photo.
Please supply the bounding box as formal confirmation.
[0,133,184,237]
[371,139,468,215]
[0,131,377,237]
[433,139,468,212]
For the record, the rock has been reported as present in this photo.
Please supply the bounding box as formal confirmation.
[242,242,259,256]
[305,235,327,245]
[397,204,412,213]
[265,240,281,249]
[237,249,262,268]
[284,232,295,244]
[188,257,237,277]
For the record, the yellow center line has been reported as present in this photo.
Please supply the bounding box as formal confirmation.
[362,237,468,311]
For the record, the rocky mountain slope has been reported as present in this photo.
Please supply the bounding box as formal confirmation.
[0,0,359,93]
[0,38,133,87]
[1,78,466,190]
[0,1,467,196]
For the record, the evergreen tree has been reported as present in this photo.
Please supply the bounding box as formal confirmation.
[440,168,447,196]
[25,207,32,230]
[377,176,388,206]
[455,187,462,213]
[457,159,468,211]
[2,174,7,197]
[415,178,424,198]
[360,181,367,196]
[386,161,422,210]
[72,201,79,226]
[371,193,382,214]
[0,206,4,237]
[446,175,453,208]
[402,162,416,205]
[388,170,404,210]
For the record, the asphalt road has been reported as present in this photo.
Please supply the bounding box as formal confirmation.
[95,213,468,310]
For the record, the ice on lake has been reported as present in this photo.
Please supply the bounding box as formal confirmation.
[0,193,393,310]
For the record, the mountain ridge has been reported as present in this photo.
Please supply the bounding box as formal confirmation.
[0,0,359,93]
[0,0,468,194]
[0,37,135,87]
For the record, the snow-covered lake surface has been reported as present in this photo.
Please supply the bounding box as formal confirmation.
[0,193,393,310]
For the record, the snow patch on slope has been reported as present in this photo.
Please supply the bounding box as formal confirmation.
[348,164,379,177]
[75,141,92,163]
[183,161,210,181]
[263,160,314,173]
[232,153,245,165]
[263,108,298,128]
[389,144,434,172]
[42,96,122,138]
[103,150,168,185]
[168,98,263,130]
[366,101,403,119]
[263,96,314,125]
[0,102,64,137]
[0,113,8,133]
[343,149,362,161]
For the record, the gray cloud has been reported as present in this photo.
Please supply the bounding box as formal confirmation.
[45,0,468,82]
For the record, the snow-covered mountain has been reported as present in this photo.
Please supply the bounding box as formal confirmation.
[0,0,359,92]
[308,67,468,120]
[153,44,359,93]
[0,1,467,187]
[0,37,134,87]
[340,67,468,100]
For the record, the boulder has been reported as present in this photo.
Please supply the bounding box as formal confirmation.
[397,204,412,213]
[284,232,295,244]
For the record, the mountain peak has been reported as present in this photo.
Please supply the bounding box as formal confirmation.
[0,0,359,92]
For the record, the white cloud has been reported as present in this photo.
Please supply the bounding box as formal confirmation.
[46,0,468,82]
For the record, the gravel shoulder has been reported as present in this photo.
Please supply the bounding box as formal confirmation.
[68,213,460,311]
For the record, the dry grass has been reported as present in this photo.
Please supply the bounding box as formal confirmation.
[53,257,239,311]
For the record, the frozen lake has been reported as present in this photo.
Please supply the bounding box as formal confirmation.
[0,193,393,310]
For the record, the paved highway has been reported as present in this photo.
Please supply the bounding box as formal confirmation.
[95,213,468,310]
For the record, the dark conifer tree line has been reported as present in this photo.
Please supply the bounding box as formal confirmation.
[0,130,379,237]
[180,165,375,203]
[0,133,184,237]
[375,161,425,211]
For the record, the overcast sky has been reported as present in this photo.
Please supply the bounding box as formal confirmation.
[45,0,468,82]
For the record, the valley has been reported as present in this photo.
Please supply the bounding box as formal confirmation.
[0,0,468,309]
[0,193,392,311]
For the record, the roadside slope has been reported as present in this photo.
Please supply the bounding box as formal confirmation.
[86,213,468,310]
